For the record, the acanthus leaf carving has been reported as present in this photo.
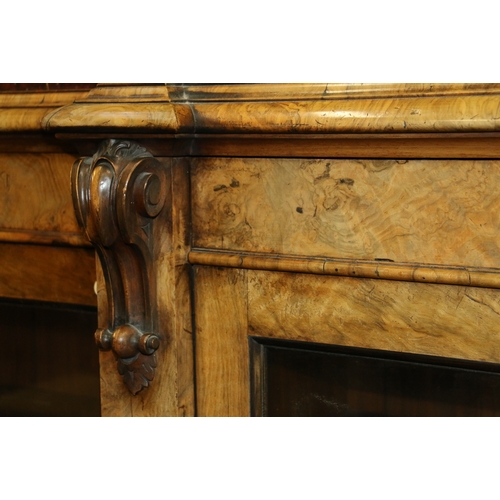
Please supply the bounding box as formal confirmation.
[72,139,166,395]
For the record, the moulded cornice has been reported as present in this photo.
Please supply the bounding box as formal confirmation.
[2,84,500,136]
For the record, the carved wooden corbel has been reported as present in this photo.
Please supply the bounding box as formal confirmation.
[71,139,166,395]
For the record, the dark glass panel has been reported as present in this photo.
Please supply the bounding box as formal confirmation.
[0,299,100,417]
[255,339,500,417]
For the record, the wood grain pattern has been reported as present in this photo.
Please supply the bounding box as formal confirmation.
[1,109,60,132]
[166,158,196,417]
[0,91,89,108]
[247,270,500,364]
[192,157,500,268]
[0,91,89,132]
[0,90,91,102]
[0,153,83,237]
[189,95,500,134]
[0,243,96,305]
[44,103,187,133]
[194,266,250,416]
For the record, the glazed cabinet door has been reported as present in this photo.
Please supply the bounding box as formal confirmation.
[194,266,500,417]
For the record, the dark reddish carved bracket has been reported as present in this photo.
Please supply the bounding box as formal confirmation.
[71,139,166,395]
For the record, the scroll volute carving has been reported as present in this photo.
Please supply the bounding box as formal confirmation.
[71,140,167,395]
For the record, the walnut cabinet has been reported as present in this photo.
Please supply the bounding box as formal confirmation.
[3,84,500,416]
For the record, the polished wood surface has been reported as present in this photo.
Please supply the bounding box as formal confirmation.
[0,91,90,132]
[41,84,500,136]
[188,96,500,134]
[3,83,500,137]
[45,103,181,132]
[72,140,168,395]
[189,250,500,289]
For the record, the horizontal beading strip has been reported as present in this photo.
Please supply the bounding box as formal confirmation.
[189,250,500,289]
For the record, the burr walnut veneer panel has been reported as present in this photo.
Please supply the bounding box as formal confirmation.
[192,158,500,268]
[247,271,500,364]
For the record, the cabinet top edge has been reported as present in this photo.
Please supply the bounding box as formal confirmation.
[2,84,500,135]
